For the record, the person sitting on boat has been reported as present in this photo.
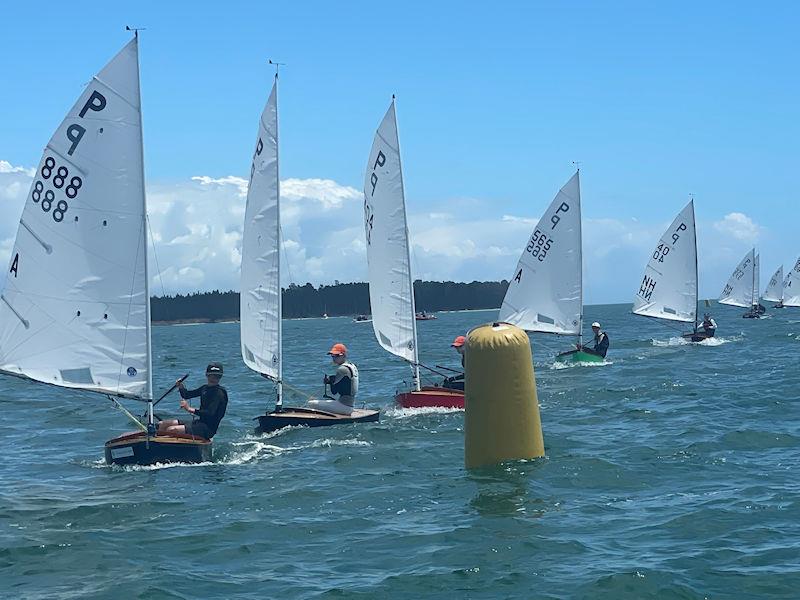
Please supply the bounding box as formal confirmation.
[442,335,466,391]
[157,363,229,439]
[308,343,359,416]
[701,313,717,337]
[578,322,609,358]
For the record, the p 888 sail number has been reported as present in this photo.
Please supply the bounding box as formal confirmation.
[526,229,553,262]
[30,156,81,223]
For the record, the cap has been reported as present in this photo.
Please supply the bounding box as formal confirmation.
[327,342,348,356]
[591,322,601,328]
[451,335,466,348]
[206,362,223,376]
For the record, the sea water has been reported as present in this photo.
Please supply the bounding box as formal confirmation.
[1,304,798,598]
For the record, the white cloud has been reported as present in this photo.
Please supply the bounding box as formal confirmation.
[713,212,762,243]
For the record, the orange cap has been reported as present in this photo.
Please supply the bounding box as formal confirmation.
[451,335,466,348]
[327,342,348,356]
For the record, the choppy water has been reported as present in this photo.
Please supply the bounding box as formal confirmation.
[2,304,798,599]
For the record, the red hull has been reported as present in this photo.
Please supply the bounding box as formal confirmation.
[395,387,464,409]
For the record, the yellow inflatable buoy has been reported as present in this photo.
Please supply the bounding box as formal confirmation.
[464,322,544,469]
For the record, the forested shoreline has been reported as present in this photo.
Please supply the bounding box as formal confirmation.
[151,280,509,323]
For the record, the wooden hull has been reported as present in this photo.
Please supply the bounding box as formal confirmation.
[105,431,212,466]
[557,349,604,363]
[395,387,465,409]
[255,407,380,434]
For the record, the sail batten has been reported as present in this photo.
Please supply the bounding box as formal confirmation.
[363,101,418,366]
[240,80,281,380]
[0,38,151,399]
[499,172,582,335]
[632,201,697,324]
[719,249,756,308]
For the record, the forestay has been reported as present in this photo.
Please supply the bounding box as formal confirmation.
[762,266,784,302]
[499,172,582,335]
[719,249,755,308]
[784,258,800,307]
[363,100,417,363]
[240,80,281,380]
[632,200,697,323]
[0,38,151,399]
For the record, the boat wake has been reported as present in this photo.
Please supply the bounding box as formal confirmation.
[550,358,613,370]
[651,334,742,347]
[87,436,372,471]
[385,405,464,419]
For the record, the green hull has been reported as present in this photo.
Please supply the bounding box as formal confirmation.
[557,349,604,363]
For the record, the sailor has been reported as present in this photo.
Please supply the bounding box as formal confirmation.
[701,313,717,337]
[579,322,609,358]
[308,343,359,415]
[157,363,229,439]
[442,335,466,391]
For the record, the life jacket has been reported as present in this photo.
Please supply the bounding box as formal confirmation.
[341,361,359,398]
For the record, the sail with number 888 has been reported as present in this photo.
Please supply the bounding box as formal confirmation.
[0,37,151,399]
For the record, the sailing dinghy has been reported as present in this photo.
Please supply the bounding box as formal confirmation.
[363,99,464,409]
[242,76,379,434]
[719,248,761,318]
[632,200,711,342]
[763,266,784,308]
[499,171,599,362]
[0,34,210,466]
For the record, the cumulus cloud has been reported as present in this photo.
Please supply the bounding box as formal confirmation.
[713,212,762,243]
[0,159,772,302]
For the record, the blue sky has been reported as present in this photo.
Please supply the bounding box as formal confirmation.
[1,1,798,303]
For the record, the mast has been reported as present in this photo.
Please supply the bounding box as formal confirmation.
[393,96,420,390]
[131,29,154,432]
[691,197,698,334]
[275,72,283,410]
[576,168,583,349]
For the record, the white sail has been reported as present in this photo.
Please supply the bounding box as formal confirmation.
[0,38,151,399]
[632,201,697,324]
[363,100,418,365]
[499,172,582,335]
[784,258,800,307]
[719,249,755,308]
[762,266,784,302]
[240,80,281,380]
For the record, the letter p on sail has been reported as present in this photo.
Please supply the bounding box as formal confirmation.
[551,202,569,229]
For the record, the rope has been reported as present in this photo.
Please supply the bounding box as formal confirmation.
[107,395,147,432]
[147,214,167,297]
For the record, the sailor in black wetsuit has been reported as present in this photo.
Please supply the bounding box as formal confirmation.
[157,363,229,439]
[579,322,609,358]
[442,335,466,391]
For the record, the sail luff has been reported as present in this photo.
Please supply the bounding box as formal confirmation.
[275,76,283,407]
[576,170,583,347]
[134,35,153,401]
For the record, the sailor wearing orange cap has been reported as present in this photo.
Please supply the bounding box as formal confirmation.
[442,335,466,391]
[308,343,359,415]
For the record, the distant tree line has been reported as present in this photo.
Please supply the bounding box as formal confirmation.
[151,280,510,322]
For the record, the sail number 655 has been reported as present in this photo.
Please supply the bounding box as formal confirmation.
[526,229,553,262]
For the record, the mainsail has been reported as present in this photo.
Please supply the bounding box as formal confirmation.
[0,38,151,400]
[784,258,800,307]
[363,100,419,381]
[240,79,281,390]
[719,249,756,308]
[632,200,697,324]
[499,171,582,336]
[762,266,784,302]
